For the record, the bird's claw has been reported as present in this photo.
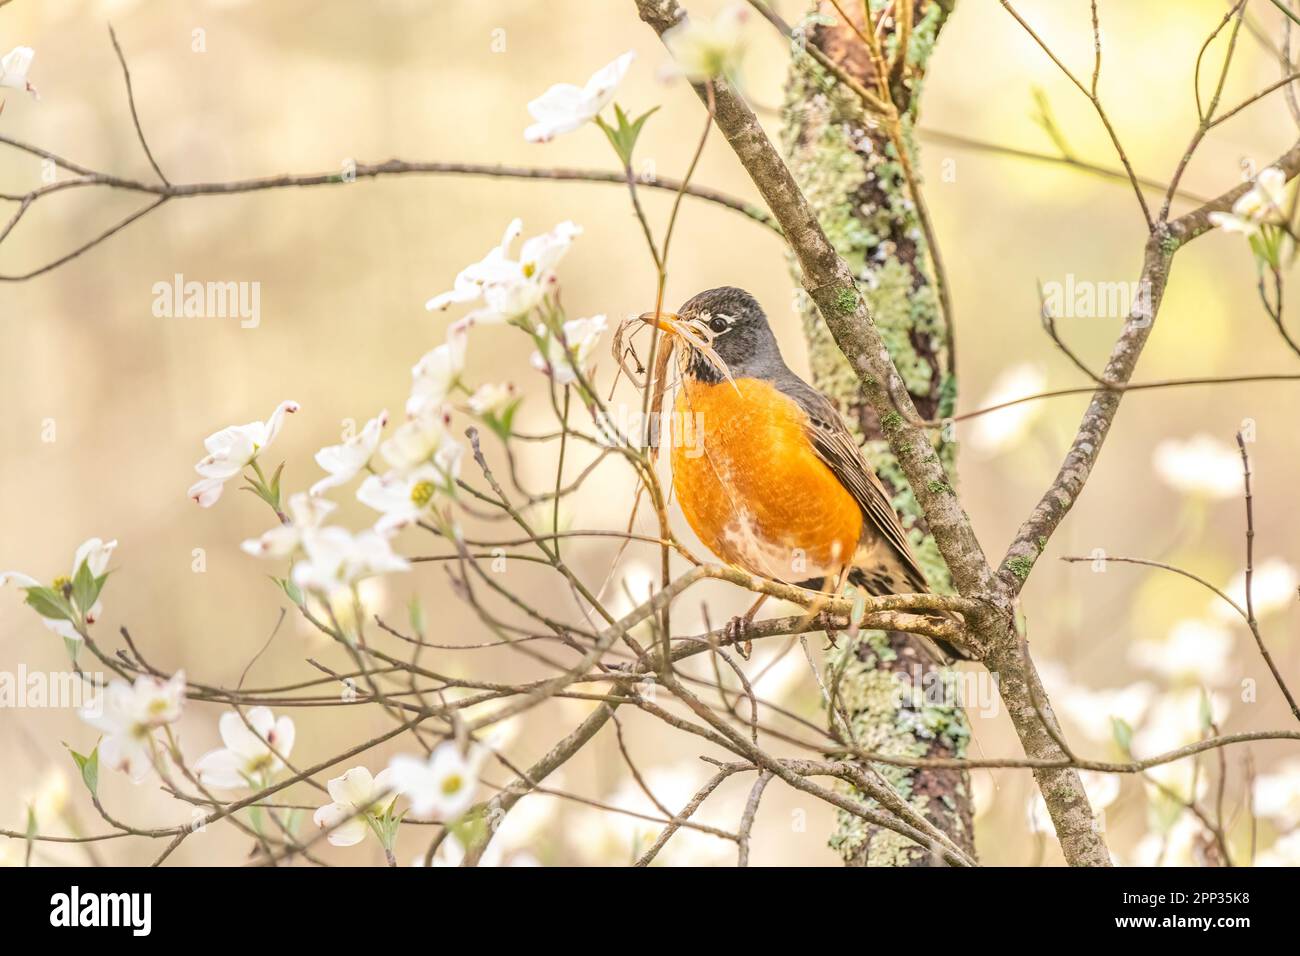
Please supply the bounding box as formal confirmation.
[724,615,754,659]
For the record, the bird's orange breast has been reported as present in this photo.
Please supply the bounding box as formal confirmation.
[671,376,862,583]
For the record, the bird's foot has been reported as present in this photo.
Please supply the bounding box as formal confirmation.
[724,615,754,659]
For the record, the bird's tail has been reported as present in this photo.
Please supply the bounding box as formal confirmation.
[847,559,971,665]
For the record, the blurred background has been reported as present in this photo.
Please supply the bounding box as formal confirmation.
[1,0,1298,866]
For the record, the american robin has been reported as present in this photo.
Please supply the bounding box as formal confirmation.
[643,286,961,660]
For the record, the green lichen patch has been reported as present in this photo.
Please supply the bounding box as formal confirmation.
[1007,554,1036,580]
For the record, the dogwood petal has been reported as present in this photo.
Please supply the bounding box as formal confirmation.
[372,766,399,814]
[188,476,227,508]
[99,733,155,784]
[328,766,374,808]
[72,538,117,578]
[261,400,301,449]
[194,748,247,788]
[241,525,301,558]
[314,802,369,846]
[270,714,295,758]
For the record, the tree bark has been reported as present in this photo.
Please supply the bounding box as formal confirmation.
[780,1,974,866]
[636,0,1116,867]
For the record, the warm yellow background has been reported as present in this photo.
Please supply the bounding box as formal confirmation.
[1,0,1297,866]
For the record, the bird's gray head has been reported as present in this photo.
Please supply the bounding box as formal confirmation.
[644,286,786,382]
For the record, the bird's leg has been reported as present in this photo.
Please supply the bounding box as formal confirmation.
[793,568,851,649]
[823,566,852,650]
[724,594,769,659]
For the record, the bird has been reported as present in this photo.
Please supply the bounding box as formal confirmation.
[642,286,962,661]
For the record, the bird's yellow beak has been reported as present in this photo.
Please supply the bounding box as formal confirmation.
[639,311,680,335]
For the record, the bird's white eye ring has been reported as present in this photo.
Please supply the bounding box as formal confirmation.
[707,315,730,334]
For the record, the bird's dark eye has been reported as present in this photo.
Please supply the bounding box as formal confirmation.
[708,316,729,334]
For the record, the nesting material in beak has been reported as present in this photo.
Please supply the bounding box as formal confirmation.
[639,310,681,335]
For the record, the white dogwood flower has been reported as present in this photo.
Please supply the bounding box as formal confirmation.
[1,537,118,642]
[1028,770,1119,835]
[1042,663,1155,744]
[1259,830,1300,866]
[467,382,517,416]
[313,766,399,847]
[309,411,389,497]
[1215,558,1298,620]
[0,46,37,98]
[1209,167,1287,235]
[523,50,635,143]
[661,4,750,81]
[188,400,299,507]
[531,314,607,385]
[425,219,581,325]
[1254,760,1300,828]
[81,671,186,783]
[194,707,295,789]
[1133,811,1206,866]
[406,325,468,419]
[357,443,463,536]
[290,526,410,598]
[1135,688,1229,801]
[240,493,336,558]
[967,363,1048,454]
[388,740,488,822]
[1129,619,1233,686]
[1152,434,1242,500]
[379,405,454,473]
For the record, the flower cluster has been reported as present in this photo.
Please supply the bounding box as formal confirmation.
[188,400,299,507]
[0,537,117,644]
[426,218,581,326]
[81,671,186,783]
[1209,166,1293,269]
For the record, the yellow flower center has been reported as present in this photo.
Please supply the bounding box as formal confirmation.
[52,575,71,592]
[522,261,537,279]
[410,480,437,507]
[247,754,274,775]
[441,774,464,796]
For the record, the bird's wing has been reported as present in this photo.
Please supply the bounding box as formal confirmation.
[785,381,931,592]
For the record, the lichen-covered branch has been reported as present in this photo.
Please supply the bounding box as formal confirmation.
[781,0,973,866]
[633,0,1113,866]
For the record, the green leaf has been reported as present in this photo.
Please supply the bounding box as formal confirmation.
[63,636,81,664]
[71,559,97,616]
[269,461,285,505]
[622,106,659,157]
[408,597,426,639]
[449,807,488,849]
[273,577,304,606]
[485,398,524,442]
[595,115,627,166]
[1111,717,1133,756]
[24,586,73,622]
[68,744,100,797]
[1198,688,1214,731]
[595,105,660,168]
